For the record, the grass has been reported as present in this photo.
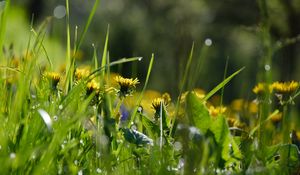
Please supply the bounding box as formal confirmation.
[1,0,300,174]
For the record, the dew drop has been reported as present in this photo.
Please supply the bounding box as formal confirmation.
[96,168,102,173]
[96,152,101,158]
[59,105,63,110]
[77,170,83,175]
[74,160,78,165]
[53,5,66,19]
[138,57,142,61]
[264,64,271,71]
[80,139,84,146]
[10,152,16,159]
[137,106,143,113]
[205,38,212,46]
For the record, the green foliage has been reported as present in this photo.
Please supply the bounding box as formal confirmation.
[186,92,211,133]
[1,1,300,174]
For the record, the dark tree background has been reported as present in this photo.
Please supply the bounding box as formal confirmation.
[13,0,300,103]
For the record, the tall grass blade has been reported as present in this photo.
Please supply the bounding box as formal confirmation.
[170,44,194,136]
[65,0,71,93]
[220,57,229,106]
[202,67,245,102]
[127,54,154,127]
[75,0,100,52]
[100,25,109,85]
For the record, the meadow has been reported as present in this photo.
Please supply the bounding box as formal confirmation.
[1,0,300,174]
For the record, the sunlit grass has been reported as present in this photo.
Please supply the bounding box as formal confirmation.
[0,0,300,174]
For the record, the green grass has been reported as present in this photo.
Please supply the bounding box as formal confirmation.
[0,0,300,174]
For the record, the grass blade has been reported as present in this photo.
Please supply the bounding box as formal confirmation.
[202,67,245,102]
[127,54,154,127]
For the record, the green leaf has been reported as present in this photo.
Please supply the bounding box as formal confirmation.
[121,128,153,146]
[210,115,242,167]
[210,115,228,144]
[186,92,211,133]
[140,114,159,138]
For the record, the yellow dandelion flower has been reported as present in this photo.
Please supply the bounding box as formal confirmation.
[86,80,101,105]
[248,101,258,114]
[270,112,282,123]
[271,81,299,93]
[75,67,90,80]
[152,98,163,110]
[115,75,139,97]
[231,99,244,112]
[86,80,100,95]
[43,72,61,90]
[162,93,171,105]
[252,83,272,95]
[209,106,227,117]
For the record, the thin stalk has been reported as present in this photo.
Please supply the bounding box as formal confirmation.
[65,0,71,93]
[115,55,154,157]
[220,57,229,106]
[169,44,194,136]
[257,0,273,83]
[113,98,124,122]
[159,102,163,150]
[127,54,154,127]
[280,104,290,172]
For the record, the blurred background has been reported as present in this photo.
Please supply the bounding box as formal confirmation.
[5,0,300,103]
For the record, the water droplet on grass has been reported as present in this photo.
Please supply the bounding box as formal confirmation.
[59,105,63,110]
[264,64,271,71]
[205,38,212,46]
[80,139,84,146]
[96,168,102,173]
[138,57,142,61]
[53,115,58,121]
[96,152,101,158]
[77,170,83,175]
[10,153,16,159]
[53,5,66,19]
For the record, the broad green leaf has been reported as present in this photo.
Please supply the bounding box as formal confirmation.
[210,115,228,144]
[210,115,242,166]
[186,92,211,133]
